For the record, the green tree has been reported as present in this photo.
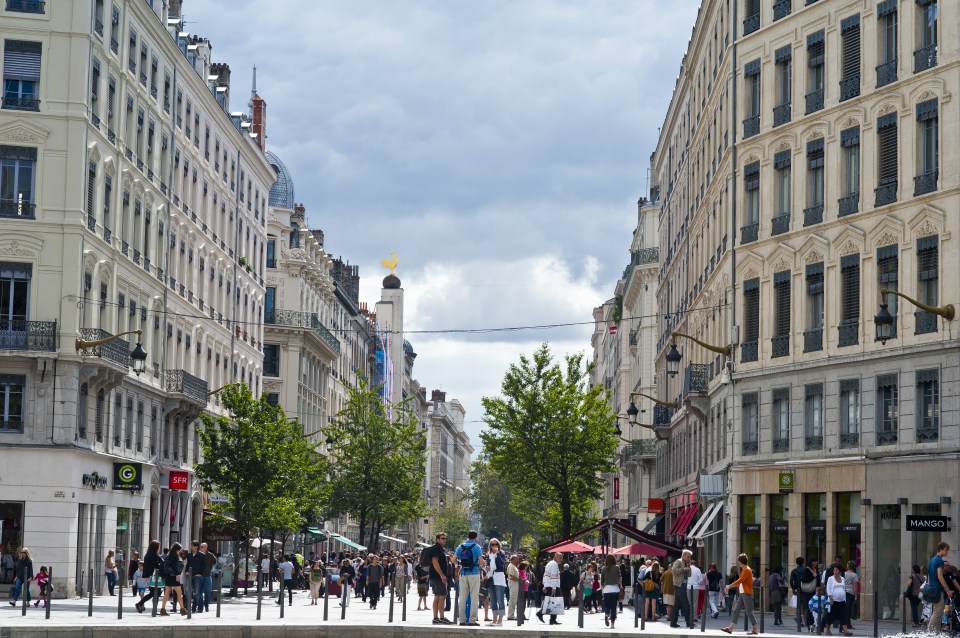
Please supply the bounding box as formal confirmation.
[432,501,471,549]
[322,378,426,551]
[481,343,618,539]
[195,384,327,595]
[469,453,532,548]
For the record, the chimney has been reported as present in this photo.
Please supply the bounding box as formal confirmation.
[210,62,230,111]
[169,0,183,17]
[431,390,446,404]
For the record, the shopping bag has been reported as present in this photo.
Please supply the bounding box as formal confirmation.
[542,595,566,616]
[789,594,798,609]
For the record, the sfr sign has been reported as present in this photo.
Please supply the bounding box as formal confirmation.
[169,471,189,491]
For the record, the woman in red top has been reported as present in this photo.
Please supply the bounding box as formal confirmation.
[722,553,758,635]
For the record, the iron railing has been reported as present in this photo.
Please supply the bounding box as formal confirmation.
[620,439,656,466]
[683,363,710,396]
[838,323,859,347]
[773,103,791,127]
[2,96,40,111]
[913,44,937,73]
[803,204,823,227]
[804,435,823,451]
[0,200,36,219]
[772,438,790,453]
[915,311,938,335]
[838,192,859,217]
[6,0,45,12]
[839,432,859,448]
[876,59,897,88]
[743,115,760,139]
[771,335,790,358]
[743,14,760,36]
[803,329,823,352]
[916,426,939,444]
[264,309,341,355]
[740,222,759,245]
[875,182,897,207]
[773,0,791,21]
[914,171,938,197]
[741,340,758,363]
[839,75,860,101]
[652,404,674,426]
[0,319,56,351]
[876,429,898,445]
[805,89,824,114]
[78,328,130,367]
[771,213,790,236]
[742,440,758,455]
[165,369,209,406]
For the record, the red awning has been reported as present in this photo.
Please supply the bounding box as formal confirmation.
[612,542,667,556]
[666,505,693,536]
[673,504,700,538]
[542,540,595,554]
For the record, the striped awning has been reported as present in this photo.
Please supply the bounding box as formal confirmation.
[378,533,407,545]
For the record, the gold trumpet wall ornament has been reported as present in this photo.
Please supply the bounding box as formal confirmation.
[381,252,398,275]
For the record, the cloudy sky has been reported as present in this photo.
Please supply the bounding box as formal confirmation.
[186,0,699,447]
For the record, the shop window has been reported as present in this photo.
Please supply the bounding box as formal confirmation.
[0,502,25,581]
[875,504,902,619]
[835,492,861,572]
[740,495,761,573]
[804,493,827,562]
[769,494,790,573]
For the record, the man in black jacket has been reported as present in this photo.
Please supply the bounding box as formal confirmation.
[790,556,815,630]
[560,563,578,609]
[188,541,205,612]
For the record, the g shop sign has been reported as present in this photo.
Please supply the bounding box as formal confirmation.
[905,515,951,532]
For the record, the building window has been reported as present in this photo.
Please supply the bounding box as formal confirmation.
[0,374,25,432]
[265,286,276,322]
[804,262,823,352]
[772,270,790,358]
[90,58,100,114]
[263,344,280,377]
[774,46,792,126]
[804,138,823,226]
[742,277,760,363]
[127,30,137,75]
[772,150,790,235]
[839,126,860,215]
[95,388,105,442]
[916,235,938,335]
[772,387,790,452]
[915,98,938,196]
[839,254,860,347]
[265,393,279,407]
[805,30,825,114]
[804,383,823,450]
[914,0,937,73]
[743,0,760,36]
[877,244,899,340]
[877,1,898,87]
[5,0,45,13]
[0,145,36,220]
[266,238,276,268]
[838,379,859,447]
[741,161,760,244]
[741,392,758,455]
[916,369,939,442]
[875,373,898,445]
[2,40,41,112]
[773,0,791,21]
[839,15,861,101]
[875,112,898,206]
[743,59,761,138]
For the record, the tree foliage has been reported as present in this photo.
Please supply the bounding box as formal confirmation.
[322,378,426,551]
[195,384,327,595]
[432,500,471,550]
[480,344,618,540]
[469,453,532,547]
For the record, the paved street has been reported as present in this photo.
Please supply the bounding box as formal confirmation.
[0,589,918,637]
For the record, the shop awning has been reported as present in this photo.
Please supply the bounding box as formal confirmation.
[416,541,431,548]
[690,502,725,541]
[378,533,407,544]
[666,505,693,536]
[671,504,699,538]
[540,519,680,557]
[306,527,328,541]
[331,534,367,551]
[686,503,719,540]
[642,514,664,534]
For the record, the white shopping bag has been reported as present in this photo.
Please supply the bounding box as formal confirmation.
[542,595,566,616]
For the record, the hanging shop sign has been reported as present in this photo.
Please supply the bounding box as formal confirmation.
[614,477,620,500]
[113,462,143,491]
[836,524,861,534]
[648,498,664,514]
[168,470,189,491]
[778,472,795,492]
[906,515,951,532]
[82,472,108,489]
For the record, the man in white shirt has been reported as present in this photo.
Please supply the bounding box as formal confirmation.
[688,559,705,620]
[536,552,563,626]
[260,554,271,589]
[276,555,294,606]
[506,555,521,620]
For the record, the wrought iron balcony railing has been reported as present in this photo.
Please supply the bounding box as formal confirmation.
[876,59,897,88]
[913,44,937,73]
[915,310,938,335]
[875,181,897,207]
[743,115,760,139]
[771,335,789,358]
[838,322,859,347]
[803,204,823,227]
[839,75,860,102]
[803,329,823,352]
[839,432,859,448]
[78,328,130,367]
[0,319,56,351]
[0,200,36,219]
[771,213,790,236]
[264,309,341,355]
[683,363,710,396]
[805,89,824,114]
[838,192,859,217]
[2,96,40,111]
[741,340,758,363]
[6,0,45,12]
[914,171,938,197]
[876,429,898,445]
[773,103,791,127]
[165,369,209,406]
[740,222,759,245]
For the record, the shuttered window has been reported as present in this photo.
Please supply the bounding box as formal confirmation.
[841,126,860,198]
[774,270,791,336]
[876,374,898,441]
[103,174,112,224]
[3,40,41,82]
[744,277,760,342]
[742,392,759,452]
[806,262,823,330]
[86,162,96,217]
[841,15,861,77]
[877,113,898,184]
[91,58,100,105]
[916,369,939,439]
[840,254,860,324]
[917,235,938,306]
[839,379,860,436]
[917,99,938,177]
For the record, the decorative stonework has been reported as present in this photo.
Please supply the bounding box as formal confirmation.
[806,132,824,143]
[877,103,897,116]
[772,256,790,273]
[0,240,37,258]
[0,128,42,145]
[838,240,860,256]
[874,231,900,248]
[914,219,938,239]
[742,266,759,280]
[774,140,791,153]
[917,90,933,102]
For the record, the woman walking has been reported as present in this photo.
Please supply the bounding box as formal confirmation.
[104,550,117,596]
[580,563,595,613]
[486,538,507,625]
[643,561,662,621]
[135,540,161,613]
[308,560,325,605]
[825,564,852,635]
[905,564,924,627]
[159,543,187,616]
[721,553,758,635]
[769,566,785,625]
[601,555,623,628]
[9,547,34,606]
[707,563,724,618]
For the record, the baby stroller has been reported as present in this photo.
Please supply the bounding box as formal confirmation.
[942,596,960,634]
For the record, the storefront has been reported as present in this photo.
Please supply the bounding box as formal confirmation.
[741,495,761,573]
[0,501,24,587]
[835,492,861,568]
[769,494,789,572]
[804,493,827,563]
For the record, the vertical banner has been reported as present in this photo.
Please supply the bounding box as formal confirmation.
[614,476,620,500]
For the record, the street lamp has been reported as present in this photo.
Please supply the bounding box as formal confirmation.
[75,329,148,376]
[626,401,639,425]
[875,287,955,345]
[631,391,679,410]
[665,342,682,377]
[667,331,731,378]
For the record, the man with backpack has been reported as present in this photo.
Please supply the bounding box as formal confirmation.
[791,556,817,630]
[455,530,485,626]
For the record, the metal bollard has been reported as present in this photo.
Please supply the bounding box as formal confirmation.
[388,574,395,622]
[640,591,646,631]
[872,591,878,638]
[216,571,222,618]
[184,568,192,620]
[323,574,329,621]
[279,575,284,619]
[453,579,460,624]
[256,573,262,620]
[517,585,525,626]
[759,586,764,634]
[578,585,584,628]
[341,580,347,620]
[402,576,407,622]
[45,566,52,620]
[117,574,123,619]
[901,595,907,634]
[88,568,94,617]
[702,592,708,632]
[636,591,641,629]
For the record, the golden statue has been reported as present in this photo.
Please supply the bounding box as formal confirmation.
[381,251,398,275]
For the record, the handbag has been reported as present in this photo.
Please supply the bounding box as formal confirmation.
[148,573,163,588]
[618,586,625,602]
[789,594,798,609]
[542,595,565,616]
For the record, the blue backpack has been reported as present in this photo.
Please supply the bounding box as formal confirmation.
[458,544,476,569]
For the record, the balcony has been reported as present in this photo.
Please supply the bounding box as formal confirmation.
[771,213,790,236]
[6,0,45,12]
[77,328,130,368]
[839,432,859,448]
[875,181,897,207]
[803,204,823,227]
[914,171,938,197]
[913,44,937,73]
[916,425,939,444]
[2,96,40,112]
[742,115,760,139]
[742,440,758,456]
[839,75,860,102]
[773,103,791,127]
[742,14,760,36]
[804,435,823,451]
[773,0,791,21]
[740,222,759,245]
[165,369,208,406]
[0,319,56,351]
[741,340,758,363]
[915,310,938,335]
[805,89,824,115]
[876,59,897,88]
[876,429,898,446]
[683,363,709,396]
[619,439,656,467]
[803,329,823,352]
[772,438,790,453]
[838,322,858,347]
[652,404,674,426]
[0,200,35,219]
[264,309,341,355]
[771,335,789,358]
[838,192,859,217]
[635,246,659,265]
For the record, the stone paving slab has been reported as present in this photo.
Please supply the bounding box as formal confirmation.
[0,590,917,638]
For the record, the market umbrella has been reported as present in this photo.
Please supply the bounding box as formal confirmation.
[612,542,666,556]
[544,540,594,553]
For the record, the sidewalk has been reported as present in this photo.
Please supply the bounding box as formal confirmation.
[0,589,923,637]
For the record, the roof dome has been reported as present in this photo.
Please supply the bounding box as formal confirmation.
[265,150,295,209]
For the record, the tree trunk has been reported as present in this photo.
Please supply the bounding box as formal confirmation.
[560,496,572,537]
[357,510,368,553]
